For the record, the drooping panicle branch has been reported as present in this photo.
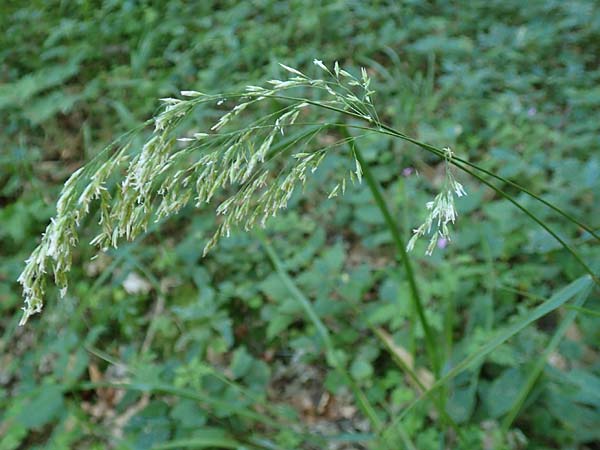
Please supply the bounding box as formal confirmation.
[18,60,392,324]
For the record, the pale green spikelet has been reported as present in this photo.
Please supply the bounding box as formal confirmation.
[406,146,467,256]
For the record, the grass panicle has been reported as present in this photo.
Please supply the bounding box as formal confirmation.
[19,59,597,336]
[18,60,376,324]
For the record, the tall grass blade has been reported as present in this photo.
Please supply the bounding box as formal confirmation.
[151,429,250,449]
[382,275,593,436]
[501,282,593,431]
[258,232,394,448]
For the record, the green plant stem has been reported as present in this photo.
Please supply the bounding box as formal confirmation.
[451,159,600,286]
[370,121,600,242]
[452,155,600,241]
[318,98,597,239]
[563,304,600,317]
[339,127,440,379]
[257,231,387,445]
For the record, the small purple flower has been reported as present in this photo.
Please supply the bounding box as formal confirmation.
[437,237,448,249]
[527,107,537,117]
[402,167,414,177]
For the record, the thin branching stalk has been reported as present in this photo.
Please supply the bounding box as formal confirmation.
[366,123,600,242]
[361,125,600,284]
[268,96,600,245]
[299,119,600,243]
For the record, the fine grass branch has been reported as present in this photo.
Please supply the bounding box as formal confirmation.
[365,122,600,243]
[260,97,600,246]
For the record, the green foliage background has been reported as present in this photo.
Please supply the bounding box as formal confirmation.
[1,1,599,449]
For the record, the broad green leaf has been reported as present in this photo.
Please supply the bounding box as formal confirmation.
[485,368,525,418]
[230,346,254,379]
[16,385,64,429]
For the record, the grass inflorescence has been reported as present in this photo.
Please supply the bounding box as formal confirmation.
[19,58,599,329]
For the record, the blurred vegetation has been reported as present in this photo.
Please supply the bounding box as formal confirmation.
[1,1,599,449]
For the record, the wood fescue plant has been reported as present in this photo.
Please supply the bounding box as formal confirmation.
[18,59,599,329]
